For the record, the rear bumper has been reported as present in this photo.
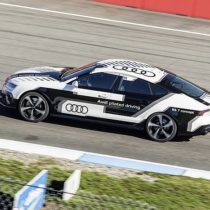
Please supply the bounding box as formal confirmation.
[194,125,210,136]
[0,90,17,108]
[178,125,210,138]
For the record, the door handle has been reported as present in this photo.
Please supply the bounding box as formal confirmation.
[98,94,108,99]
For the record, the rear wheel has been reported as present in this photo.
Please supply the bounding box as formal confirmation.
[146,113,177,142]
[18,92,49,122]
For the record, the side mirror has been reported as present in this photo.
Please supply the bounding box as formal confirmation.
[72,80,78,87]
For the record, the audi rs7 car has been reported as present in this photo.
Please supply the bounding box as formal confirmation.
[1,59,210,142]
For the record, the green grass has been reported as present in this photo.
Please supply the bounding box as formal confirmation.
[79,171,210,210]
[0,158,210,209]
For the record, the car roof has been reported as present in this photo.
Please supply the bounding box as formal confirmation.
[94,59,168,84]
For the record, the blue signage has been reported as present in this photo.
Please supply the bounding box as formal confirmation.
[14,170,48,210]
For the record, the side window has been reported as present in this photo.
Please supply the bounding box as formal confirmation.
[150,83,168,96]
[118,78,152,95]
[78,73,118,91]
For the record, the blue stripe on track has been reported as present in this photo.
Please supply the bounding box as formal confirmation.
[80,154,186,175]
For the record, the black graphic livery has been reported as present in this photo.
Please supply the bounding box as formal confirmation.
[1,59,210,142]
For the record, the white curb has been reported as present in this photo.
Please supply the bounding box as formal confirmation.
[0,139,83,161]
[0,138,210,180]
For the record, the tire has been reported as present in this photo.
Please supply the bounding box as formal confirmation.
[146,113,177,142]
[18,92,49,122]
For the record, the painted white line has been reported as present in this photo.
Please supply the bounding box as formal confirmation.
[183,169,210,180]
[183,168,210,180]
[0,139,83,160]
[0,2,210,37]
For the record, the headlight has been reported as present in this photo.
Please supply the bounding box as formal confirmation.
[3,82,17,92]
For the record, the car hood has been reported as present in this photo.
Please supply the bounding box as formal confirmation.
[11,66,67,80]
[7,67,76,98]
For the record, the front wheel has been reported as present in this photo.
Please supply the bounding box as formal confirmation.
[18,92,49,122]
[146,113,177,142]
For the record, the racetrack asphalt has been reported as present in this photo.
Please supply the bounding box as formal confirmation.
[0,0,210,170]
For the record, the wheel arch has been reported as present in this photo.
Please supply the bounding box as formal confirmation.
[145,112,178,142]
[142,111,178,128]
[17,89,53,111]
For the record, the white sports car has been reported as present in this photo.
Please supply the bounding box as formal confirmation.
[1,59,210,142]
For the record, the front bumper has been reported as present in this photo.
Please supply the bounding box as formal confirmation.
[0,90,17,108]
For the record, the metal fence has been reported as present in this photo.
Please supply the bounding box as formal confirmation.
[0,177,15,210]
[0,176,156,210]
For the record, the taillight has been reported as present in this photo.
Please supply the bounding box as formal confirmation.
[198,109,210,116]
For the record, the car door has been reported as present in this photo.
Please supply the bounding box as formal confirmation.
[59,72,125,119]
[106,76,156,119]
[105,76,169,124]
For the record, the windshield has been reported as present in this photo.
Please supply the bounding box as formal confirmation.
[61,62,96,79]
[61,63,105,81]
[162,75,205,98]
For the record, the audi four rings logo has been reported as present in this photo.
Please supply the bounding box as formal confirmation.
[66,103,88,114]
[113,65,156,77]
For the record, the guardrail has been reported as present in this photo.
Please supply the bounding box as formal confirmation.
[94,0,210,20]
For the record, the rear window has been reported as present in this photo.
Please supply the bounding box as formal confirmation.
[162,75,204,98]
